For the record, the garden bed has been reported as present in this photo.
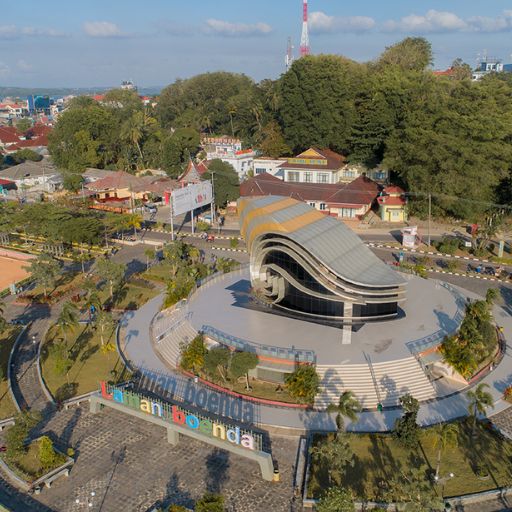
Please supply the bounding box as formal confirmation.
[306,421,512,500]
[0,327,21,419]
[41,323,131,401]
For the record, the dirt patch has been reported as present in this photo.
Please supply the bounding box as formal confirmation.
[0,256,29,291]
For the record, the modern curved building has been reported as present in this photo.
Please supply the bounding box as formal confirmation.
[239,196,407,326]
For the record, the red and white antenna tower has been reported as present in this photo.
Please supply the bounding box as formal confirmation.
[300,0,310,57]
[285,37,294,72]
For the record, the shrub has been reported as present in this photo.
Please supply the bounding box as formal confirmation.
[436,237,461,255]
[180,335,206,374]
[168,505,187,512]
[285,365,319,404]
[38,436,57,469]
[504,386,512,402]
[196,220,210,232]
[195,493,224,512]
[230,238,239,249]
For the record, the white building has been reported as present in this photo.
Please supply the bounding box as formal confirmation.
[201,136,256,181]
[0,161,62,193]
[253,157,286,179]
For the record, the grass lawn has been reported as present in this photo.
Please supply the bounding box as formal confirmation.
[41,323,131,401]
[95,278,161,311]
[143,261,176,283]
[230,378,298,404]
[0,327,21,419]
[308,421,512,500]
[2,439,67,482]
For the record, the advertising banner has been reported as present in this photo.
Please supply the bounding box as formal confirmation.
[171,182,213,216]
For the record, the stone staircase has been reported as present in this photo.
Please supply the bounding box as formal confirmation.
[315,356,437,410]
[153,309,197,369]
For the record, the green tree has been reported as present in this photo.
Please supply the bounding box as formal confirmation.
[466,383,494,435]
[450,58,473,80]
[38,436,57,469]
[257,121,290,158]
[393,393,420,448]
[62,171,84,193]
[202,159,239,208]
[180,335,207,374]
[279,55,364,153]
[10,148,42,163]
[56,301,79,344]
[326,390,361,427]
[230,351,259,390]
[15,118,32,133]
[96,258,126,299]
[204,347,231,383]
[431,422,458,481]
[377,37,433,71]
[52,342,73,383]
[486,287,499,305]
[94,310,114,347]
[161,128,200,178]
[144,247,156,270]
[24,253,60,298]
[284,365,319,404]
[316,487,355,512]
[195,493,224,512]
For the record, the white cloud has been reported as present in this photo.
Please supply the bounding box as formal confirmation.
[310,11,376,34]
[205,19,272,37]
[83,21,125,38]
[0,62,10,77]
[384,10,467,33]
[467,11,512,32]
[16,59,32,72]
[0,25,64,39]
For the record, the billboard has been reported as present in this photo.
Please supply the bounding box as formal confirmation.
[171,181,213,216]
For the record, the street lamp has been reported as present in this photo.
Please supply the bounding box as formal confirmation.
[75,491,96,508]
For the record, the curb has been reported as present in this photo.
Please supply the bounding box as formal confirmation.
[211,246,247,254]
[7,325,28,413]
[428,268,499,282]
[150,229,243,241]
[36,332,56,405]
[366,242,495,265]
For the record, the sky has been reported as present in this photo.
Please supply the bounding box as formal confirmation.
[2,0,512,88]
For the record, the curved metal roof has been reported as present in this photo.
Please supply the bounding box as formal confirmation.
[239,195,407,288]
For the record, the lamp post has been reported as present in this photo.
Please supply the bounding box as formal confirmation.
[433,472,454,502]
[75,491,96,509]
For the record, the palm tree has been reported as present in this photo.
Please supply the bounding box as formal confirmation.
[466,383,494,435]
[326,390,361,429]
[121,111,145,167]
[144,248,155,271]
[486,288,499,305]
[431,423,458,480]
[56,301,79,344]
[125,213,143,237]
[95,310,114,347]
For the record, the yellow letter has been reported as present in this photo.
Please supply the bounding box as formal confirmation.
[140,399,151,413]
[212,423,226,440]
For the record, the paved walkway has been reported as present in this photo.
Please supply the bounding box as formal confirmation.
[10,316,54,413]
[122,283,512,432]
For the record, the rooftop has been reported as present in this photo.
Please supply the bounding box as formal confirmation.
[0,160,59,181]
[238,195,406,288]
[240,173,380,207]
[278,147,346,171]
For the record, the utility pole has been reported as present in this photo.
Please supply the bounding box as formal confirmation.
[427,193,432,247]
[210,170,216,225]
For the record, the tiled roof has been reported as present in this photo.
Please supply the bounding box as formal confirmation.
[384,185,405,195]
[85,170,178,195]
[0,160,59,181]
[0,126,21,144]
[377,195,406,206]
[240,173,380,207]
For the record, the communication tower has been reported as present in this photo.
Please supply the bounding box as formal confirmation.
[300,0,310,57]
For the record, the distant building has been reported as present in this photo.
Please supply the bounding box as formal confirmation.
[27,95,51,115]
[201,136,256,181]
[178,159,210,184]
[278,148,388,185]
[0,102,28,121]
[121,80,137,91]
[0,160,62,193]
[472,56,512,81]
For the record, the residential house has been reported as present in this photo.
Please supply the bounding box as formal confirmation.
[82,168,117,184]
[377,185,407,223]
[278,147,389,185]
[85,170,178,210]
[178,160,209,184]
[0,178,16,196]
[240,173,381,221]
[0,160,62,193]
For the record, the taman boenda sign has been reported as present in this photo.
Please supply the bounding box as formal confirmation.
[100,382,261,452]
